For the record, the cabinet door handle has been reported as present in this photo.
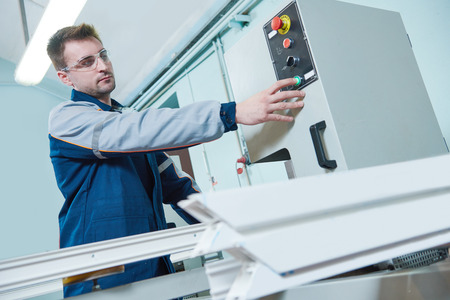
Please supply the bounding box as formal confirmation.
[309,120,337,169]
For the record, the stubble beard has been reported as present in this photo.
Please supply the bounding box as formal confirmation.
[84,76,116,101]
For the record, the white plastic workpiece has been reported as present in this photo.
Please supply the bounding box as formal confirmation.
[180,154,450,299]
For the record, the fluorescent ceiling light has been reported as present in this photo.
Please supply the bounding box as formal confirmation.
[15,0,87,86]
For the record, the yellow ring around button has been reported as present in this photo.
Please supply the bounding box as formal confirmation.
[278,15,291,35]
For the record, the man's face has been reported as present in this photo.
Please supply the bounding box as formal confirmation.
[57,37,115,104]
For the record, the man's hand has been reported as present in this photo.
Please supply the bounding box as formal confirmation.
[235,78,306,125]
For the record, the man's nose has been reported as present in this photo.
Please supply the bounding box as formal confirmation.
[96,57,108,71]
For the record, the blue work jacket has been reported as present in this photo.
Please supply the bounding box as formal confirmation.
[48,90,236,297]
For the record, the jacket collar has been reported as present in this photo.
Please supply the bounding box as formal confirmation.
[71,89,123,111]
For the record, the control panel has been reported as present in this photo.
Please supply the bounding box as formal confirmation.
[263,1,317,91]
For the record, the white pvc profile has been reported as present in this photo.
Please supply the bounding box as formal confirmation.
[180,154,450,299]
[0,224,206,299]
[0,279,62,300]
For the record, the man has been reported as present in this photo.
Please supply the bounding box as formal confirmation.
[47,23,305,297]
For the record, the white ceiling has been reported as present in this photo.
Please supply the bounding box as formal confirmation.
[0,0,231,104]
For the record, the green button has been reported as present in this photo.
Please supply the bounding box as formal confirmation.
[294,76,302,86]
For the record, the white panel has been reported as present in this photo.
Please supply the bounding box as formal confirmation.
[223,2,348,177]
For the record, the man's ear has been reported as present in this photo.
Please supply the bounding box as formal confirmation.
[57,71,74,87]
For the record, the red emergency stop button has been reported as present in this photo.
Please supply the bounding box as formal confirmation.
[271,16,283,31]
[271,15,291,35]
[283,38,293,49]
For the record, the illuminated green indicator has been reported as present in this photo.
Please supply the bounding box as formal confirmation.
[294,76,302,86]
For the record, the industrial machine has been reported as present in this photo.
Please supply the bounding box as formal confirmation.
[225,0,448,178]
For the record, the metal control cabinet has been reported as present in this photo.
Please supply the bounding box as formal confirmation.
[224,0,447,178]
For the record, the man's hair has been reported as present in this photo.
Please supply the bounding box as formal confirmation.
[47,23,102,71]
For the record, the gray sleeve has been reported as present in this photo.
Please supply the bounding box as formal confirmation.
[48,100,225,154]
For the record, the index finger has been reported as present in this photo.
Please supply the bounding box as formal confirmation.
[267,78,298,94]
[270,89,305,104]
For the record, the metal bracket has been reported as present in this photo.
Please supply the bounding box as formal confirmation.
[229,14,252,29]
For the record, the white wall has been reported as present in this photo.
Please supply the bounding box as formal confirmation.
[0,58,69,260]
